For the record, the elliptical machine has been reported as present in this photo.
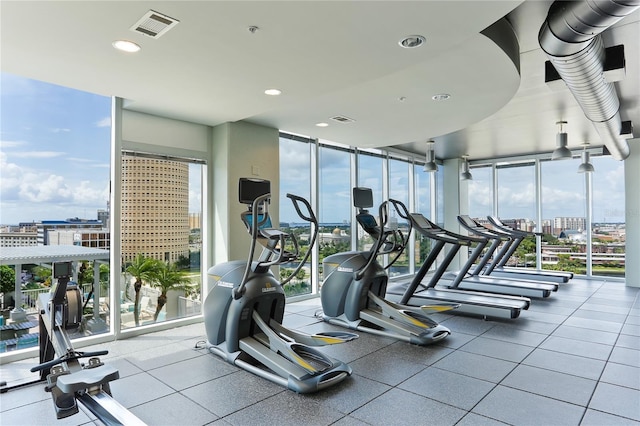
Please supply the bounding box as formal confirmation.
[319,187,457,345]
[201,178,357,394]
[31,262,145,425]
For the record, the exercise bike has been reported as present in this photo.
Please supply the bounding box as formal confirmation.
[319,187,458,345]
[201,178,357,394]
[31,261,145,425]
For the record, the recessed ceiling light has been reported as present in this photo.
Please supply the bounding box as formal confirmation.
[264,89,282,96]
[431,93,451,101]
[316,122,329,127]
[399,35,426,48]
[112,40,141,53]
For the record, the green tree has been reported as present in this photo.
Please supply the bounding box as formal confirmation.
[150,262,192,322]
[125,254,161,326]
[1,265,15,295]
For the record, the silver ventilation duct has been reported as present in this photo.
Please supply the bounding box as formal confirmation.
[538,0,639,161]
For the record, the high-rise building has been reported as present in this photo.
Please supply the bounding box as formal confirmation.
[553,217,586,234]
[121,156,190,264]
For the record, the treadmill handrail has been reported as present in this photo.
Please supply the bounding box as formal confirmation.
[457,215,510,240]
[488,216,542,237]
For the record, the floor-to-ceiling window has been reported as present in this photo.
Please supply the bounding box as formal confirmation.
[540,157,586,274]
[413,163,433,273]
[278,135,313,296]
[356,151,384,251]
[0,72,112,352]
[388,158,410,276]
[318,142,352,281]
[590,155,625,278]
[120,153,204,329]
[496,161,536,268]
[468,165,494,220]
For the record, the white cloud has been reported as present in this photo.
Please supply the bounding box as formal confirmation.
[0,140,27,149]
[11,151,65,159]
[96,117,112,127]
[50,128,71,133]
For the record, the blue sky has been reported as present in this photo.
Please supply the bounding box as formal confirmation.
[1,72,111,224]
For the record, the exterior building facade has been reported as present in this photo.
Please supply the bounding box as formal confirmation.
[121,156,190,264]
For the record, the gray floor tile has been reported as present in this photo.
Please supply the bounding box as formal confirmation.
[108,371,175,408]
[563,316,624,333]
[616,334,640,350]
[147,353,239,390]
[600,362,640,390]
[527,303,577,316]
[571,309,628,324]
[510,318,560,334]
[399,367,495,410]
[622,323,640,336]
[0,381,50,412]
[521,309,568,325]
[523,348,605,380]
[551,324,619,345]
[348,347,426,386]
[331,415,373,426]
[432,350,517,383]
[540,335,613,360]
[480,324,547,347]
[351,388,466,426]
[122,341,204,371]
[282,312,321,329]
[501,364,597,406]
[0,398,92,426]
[223,392,344,426]
[459,336,534,363]
[589,382,640,421]
[302,374,390,414]
[627,315,640,325]
[581,409,640,425]
[438,316,497,335]
[181,370,284,417]
[129,392,218,425]
[431,330,477,350]
[609,346,640,367]
[472,385,586,425]
[456,412,510,426]
[579,302,632,315]
[587,297,635,308]
[379,340,454,365]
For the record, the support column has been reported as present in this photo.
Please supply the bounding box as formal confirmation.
[443,158,468,270]
[625,138,640,287]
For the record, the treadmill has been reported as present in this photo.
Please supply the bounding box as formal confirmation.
[453,215,558,298]
[482,216,573,283]
[387,213,530,320]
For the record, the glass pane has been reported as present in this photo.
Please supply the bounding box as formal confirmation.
[388,159,410,276]
[591,156,625,278]
[120,156,203,328]
[278,137,312,296]
[0,73,112,357]
[496,163,536,268]
[468,165,493,219]
[318,145,351,281]
[541,158,586,274]
[413,164,433,271]
[356,153,383,251]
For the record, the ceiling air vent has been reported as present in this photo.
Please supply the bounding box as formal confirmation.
[130,10,179,39]
[330,115,355,124]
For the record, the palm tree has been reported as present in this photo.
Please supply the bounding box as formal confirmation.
[125,254,159,326]
[149,262,192,322]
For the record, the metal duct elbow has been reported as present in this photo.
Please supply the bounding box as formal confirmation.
[538,0,639,160]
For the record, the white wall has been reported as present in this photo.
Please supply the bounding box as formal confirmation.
[625,138,639,287]
[442,158,469,270]
[210,121,280,265]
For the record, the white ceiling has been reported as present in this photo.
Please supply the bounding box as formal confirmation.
[1,1,638,161]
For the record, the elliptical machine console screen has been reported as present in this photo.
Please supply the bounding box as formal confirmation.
[238,177,270,205]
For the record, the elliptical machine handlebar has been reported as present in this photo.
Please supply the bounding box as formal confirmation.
[280,193,319,286]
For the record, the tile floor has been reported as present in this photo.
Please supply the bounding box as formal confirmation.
[1,277,639,426]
